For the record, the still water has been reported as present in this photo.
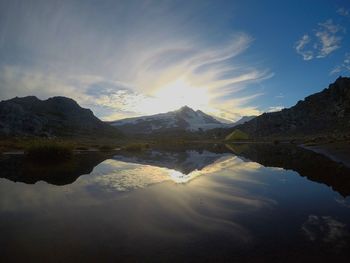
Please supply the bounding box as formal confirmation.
[1,144,350,262]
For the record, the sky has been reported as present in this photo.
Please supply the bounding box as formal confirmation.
[0,0,349,122]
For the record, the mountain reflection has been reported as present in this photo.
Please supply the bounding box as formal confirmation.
[1,144,350,197]
[0,152,113,185]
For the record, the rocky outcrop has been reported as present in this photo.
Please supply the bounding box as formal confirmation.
[234,77,350,138]
[0,96,122,137]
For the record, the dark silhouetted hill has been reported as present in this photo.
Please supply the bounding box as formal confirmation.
[233,77,350,138]
[0,96,122,138]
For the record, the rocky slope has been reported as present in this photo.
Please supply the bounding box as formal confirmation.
[233,77,350,138]
[110,106,254,135]
[0,96,122,137]
[110,106,226,134]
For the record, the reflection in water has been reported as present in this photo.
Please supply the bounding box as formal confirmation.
[302,215,349,251]
[112,149,231,175]
[1,144,350,197]
[226,144,350,197]
[1,144,350,261]
[0,152,113,185]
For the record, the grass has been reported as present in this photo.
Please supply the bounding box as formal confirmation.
[25,141,73,161]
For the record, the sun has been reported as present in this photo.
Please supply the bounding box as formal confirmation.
[132,77,212,116]
[153,78,210,111]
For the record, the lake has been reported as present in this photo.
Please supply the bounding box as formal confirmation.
[1,144,350,262]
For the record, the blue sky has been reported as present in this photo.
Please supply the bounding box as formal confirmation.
[0,0,349,121]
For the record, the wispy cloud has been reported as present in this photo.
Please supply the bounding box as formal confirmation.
[295,35,313,60]
[0,0,272,121]
[337,7,350,17]
[0,33,271,121]
[331,53,350,75]
[295,20,344,60]
[302,215,349,251]
[267,106,284,112]
[316,20,344,58]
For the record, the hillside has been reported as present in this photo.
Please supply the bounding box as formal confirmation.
[232,77,350,139]
[0,96,122,138]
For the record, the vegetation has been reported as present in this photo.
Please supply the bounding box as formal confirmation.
[0,136,125,152]
[25,141,73,161]
[225,129,249,141]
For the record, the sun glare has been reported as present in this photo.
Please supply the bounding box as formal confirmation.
[154,79,209,111]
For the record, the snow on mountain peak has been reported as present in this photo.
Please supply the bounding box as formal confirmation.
[110,106,225,133]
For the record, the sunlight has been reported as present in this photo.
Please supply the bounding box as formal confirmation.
[136,78,211,115]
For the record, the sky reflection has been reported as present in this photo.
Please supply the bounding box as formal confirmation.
[1,148,350,261]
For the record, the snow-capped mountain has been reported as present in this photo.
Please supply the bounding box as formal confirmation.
[109,106,257,134]
[109,106,226,134]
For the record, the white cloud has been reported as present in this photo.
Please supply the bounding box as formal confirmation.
[315,20,343,58]
[295,20,344,60]
[295,35,314,60]
[267,106,284,112]
[331,53,350,75]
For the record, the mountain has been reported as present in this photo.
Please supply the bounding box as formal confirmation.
[110,106,256,135]
[110,106,227,134]
[231,76,350,139]
[0,96,122,138]
[231,115,256,126]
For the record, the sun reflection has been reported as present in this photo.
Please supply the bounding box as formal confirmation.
[168,169,200,184]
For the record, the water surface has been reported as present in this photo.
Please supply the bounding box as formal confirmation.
[1,144,350,262]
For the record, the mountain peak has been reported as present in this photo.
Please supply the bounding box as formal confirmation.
[178,105,194,112]
[111,105,227,133]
